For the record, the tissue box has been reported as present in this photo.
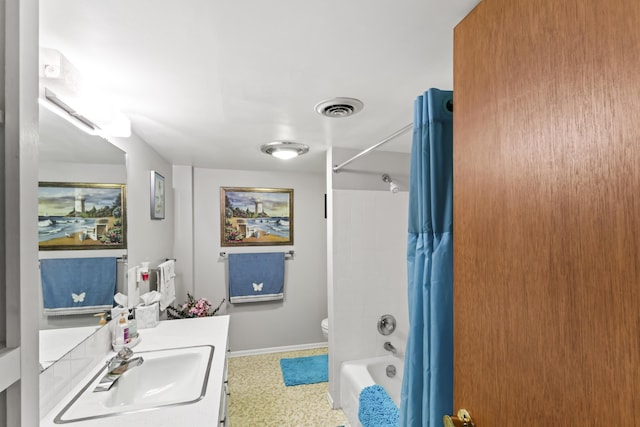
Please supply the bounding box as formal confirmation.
[136,303,159,329]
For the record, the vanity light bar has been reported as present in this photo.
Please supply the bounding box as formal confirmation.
[43,88,101,131]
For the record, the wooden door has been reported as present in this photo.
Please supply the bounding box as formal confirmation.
[453,0,640,424]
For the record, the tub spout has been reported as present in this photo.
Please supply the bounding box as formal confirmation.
[383,341,397,355]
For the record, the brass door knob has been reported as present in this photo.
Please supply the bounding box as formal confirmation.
[443,409,474,427]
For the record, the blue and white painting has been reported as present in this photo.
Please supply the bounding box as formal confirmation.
[38,182,126,250]
[221,187,293,246]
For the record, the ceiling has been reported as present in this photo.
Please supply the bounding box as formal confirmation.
[39,0,479,174]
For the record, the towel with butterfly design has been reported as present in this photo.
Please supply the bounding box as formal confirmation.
[227,252,285,303]
[40,257,117,316]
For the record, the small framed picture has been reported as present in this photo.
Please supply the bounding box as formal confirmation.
[150,171,165,220]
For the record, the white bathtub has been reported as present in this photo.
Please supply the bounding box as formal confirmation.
[340,355,404,427]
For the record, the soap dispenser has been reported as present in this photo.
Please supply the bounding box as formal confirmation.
[93,312,107,326]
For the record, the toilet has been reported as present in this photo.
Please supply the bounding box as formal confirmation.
[321,318,329,339]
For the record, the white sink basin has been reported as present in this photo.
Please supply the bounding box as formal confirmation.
[54,345,214,424]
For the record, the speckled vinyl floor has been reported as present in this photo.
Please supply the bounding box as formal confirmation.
[227,347,349,427]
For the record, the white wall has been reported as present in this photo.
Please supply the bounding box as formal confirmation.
[3,0,40,424]
[327,147,410,407]
[182,167,327,352]
[38,162,126,184]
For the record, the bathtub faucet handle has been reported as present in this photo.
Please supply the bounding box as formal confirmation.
[383,341,397,355]
[377,314,397,336]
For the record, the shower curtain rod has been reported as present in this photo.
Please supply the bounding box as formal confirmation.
[332,123,413,173]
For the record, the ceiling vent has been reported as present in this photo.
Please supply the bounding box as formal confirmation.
[314,97,364,118]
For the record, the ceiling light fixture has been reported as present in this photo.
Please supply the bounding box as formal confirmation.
[260,141,310,160]
[40,88,101,135]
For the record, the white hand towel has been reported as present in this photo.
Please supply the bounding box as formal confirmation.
[158,260,176,310]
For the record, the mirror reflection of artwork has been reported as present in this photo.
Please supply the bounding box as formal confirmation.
[38,182,127,250]
[150,171,165,220]
[220,187,294,247]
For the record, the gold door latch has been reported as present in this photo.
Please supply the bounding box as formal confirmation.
[443,409,475,427]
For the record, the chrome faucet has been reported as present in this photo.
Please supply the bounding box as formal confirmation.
[383,341,397,355]
[94,347,144,392]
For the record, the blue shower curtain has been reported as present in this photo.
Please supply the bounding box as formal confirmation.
[400,88,454,427]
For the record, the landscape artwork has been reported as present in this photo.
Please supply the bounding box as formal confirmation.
[38,182,127,250]
[221,187,293,246]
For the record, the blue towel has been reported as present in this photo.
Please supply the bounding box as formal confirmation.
[40,257,117,316]
[358,385,400,427]
[228,252,285,303]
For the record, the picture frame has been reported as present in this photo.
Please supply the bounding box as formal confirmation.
[38,182,127,250]
[150,171,165,220]
[221,187,293,246]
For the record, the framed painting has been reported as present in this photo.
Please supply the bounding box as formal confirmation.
[150,171,165,220]
[38,182,127,250]
[221,187,293,246]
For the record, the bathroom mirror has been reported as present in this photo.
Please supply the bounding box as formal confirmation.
[38,103,127,369]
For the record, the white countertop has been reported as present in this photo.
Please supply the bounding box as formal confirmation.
[41,315,230,427]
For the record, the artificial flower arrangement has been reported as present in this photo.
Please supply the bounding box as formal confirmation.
[166,293,225,319]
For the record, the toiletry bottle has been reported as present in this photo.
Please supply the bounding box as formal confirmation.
[128,310,138,340]
[117,312,129,345]
[114,317,124,346]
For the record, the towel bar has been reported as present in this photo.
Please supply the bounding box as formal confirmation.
[148,258,177,272]
[219,250,294,260]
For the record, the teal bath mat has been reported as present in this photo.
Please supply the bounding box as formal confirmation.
[279,354,328,386]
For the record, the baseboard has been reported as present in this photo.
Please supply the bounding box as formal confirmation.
[228,341,328,358]
[326,391,335,408]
